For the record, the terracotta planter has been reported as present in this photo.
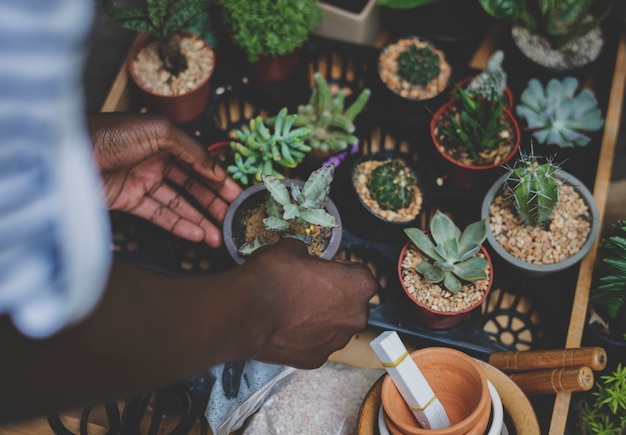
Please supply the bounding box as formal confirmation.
[222,179,343,265]
[128,33,215,124]
[480,170,600,277]
[398,241,493,330]
[430,99,521,190]
[252,50,300,84]
[381,347,491,434]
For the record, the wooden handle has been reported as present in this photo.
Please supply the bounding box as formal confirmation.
[489,347,607,372]
[509,366,595,396]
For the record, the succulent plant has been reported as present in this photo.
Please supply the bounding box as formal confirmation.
[367,160,416,212]
[404,210,489,293]
[227,108,312,186]
[397,43,441,86]
[505,152,560,226]
[464,50,507,100]
[516,77,604,148]
[294,72,371,153]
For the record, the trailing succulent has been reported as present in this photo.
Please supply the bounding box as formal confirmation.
[516,77,604,148]
[238,164,338,255]
[505,152,560,226]
[227,108,312,186]
[404,210,489,293]
[367,160,416,212]
[294,72,371,153]
[477,0,614,49]
[590,220,626,341]
[397,43,441,86]
[102,0,207,76]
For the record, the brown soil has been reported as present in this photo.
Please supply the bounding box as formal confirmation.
[242,203,331,257]
[378,37,451,100]
[432,104,517,167]
[352,159,423,222]
[131,33,214,96]
[488,183,592,264]
[400,244,490,313]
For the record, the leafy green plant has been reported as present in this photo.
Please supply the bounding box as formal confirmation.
[404,210,489,293]
[397,43,442,86]
[102,0,206,76]
[477,0,614,49]
[516,77,604,148]
[590,220,626,341]
[367,160,417,212]
[227,108,312,186]
[579,363,626,435]
[504,152,560,226]
[218,0,322,63]
[239,164,338,255]
[294,72,371,153]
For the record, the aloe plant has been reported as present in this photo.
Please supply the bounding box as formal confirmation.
[516,77,604,148]
[404,210,489,293]
[227,108,312,186]
[294,72,371,153]
[505,152,560,226]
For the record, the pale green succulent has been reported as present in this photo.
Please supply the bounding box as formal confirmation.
[516,77,604,148]
[404,210,489,293]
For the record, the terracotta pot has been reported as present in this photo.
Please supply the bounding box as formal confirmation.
[252,50,300,83]
[128,33,215,124]
[222,179,343,265]
[381,348,491,434]
[430,99,520,190]
[398,241,493,330]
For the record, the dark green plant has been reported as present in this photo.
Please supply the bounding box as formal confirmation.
[404,210,489,293]
[516,77,604,148]
[102,0,206,76]
[218,0,322,63]
[227,108,312,186]
[590,220,626,341]
[397,43,441,86]
[440,84,509,160]
[294,72,371,153]
[505,152,560,226]
[579,363,626,435]
[367,160,416,212]
[477,0,614,49]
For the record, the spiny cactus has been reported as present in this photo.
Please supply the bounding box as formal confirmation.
[516,77,604,148]
[367,160,416,212]
[505,152,560,226]
[397,43,441,86]
[228,108,312,185]
[465,50,507,101]
[294,72,371,153]
[404,210,489,293]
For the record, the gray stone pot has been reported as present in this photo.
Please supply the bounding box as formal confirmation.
[480,170,600,277]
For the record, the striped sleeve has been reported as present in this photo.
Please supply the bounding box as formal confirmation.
[0,0,112,338]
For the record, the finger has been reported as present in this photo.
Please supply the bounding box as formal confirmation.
[165,129,229,183]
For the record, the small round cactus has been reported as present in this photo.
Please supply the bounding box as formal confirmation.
[397,44,441,86]
[367,160,416,211]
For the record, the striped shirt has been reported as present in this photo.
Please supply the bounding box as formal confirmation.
[0,0,112,338]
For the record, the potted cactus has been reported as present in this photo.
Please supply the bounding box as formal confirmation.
[102,0,216,124]
[480,150,600,277]
[377,35,452,103]
[223,164,342,265]
[430,55,520,190]
[454,50,514,109]
[398,210,493,329]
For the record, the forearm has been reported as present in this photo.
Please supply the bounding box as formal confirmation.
[0,260,264,422]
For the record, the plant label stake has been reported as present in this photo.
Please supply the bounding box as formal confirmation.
[370,331,450,429]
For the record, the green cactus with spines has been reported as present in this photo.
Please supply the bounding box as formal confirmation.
[397,43,441,86]
[367,160,416,212]
[505,152,560,226]
[404,211,489,294]
[294,72,371,153]
[227,108,312,186]
[465,50,507,101]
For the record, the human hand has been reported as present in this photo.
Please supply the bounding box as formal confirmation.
[87,112,242,247]
[238,238,378,369]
